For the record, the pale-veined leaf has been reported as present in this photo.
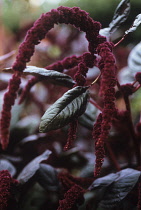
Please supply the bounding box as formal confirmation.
[128,42,141,73]
[109,0,130,33]
[125,14,141,35]
[39,86,89,132]
[100,0,130,38]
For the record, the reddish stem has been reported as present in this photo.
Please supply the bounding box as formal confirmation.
[106,141,121,172]
[114,34,127,47]
[89,98,103,111]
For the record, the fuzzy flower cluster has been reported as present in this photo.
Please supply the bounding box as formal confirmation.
[58,172,85,210]
[0,73,21,150]
[58,184,85,210]
[0,170,17,210]
[93,42,117,177]
[0,6,105,150]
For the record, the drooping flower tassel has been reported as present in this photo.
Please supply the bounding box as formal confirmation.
[64,120,78,151]
[0,170,18,209]
[0,6,105,150]
[93,42,117,177]
[57,184,85,210]
[58,172,85,210]
[0,73,21,150]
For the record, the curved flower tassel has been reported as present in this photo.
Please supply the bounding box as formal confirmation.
[0,73,21,150]
[58,172,85,210]
[64,120,78,151]
[57,184,85,210]
[18,76,39,104]
[0,6,105,150]
[0,170,18,209]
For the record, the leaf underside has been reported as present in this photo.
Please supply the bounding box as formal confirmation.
[23,66,75,88]
[39,86,89,132]
[125,14,141,35]
[99,0,130,37]
[109,0,130,33]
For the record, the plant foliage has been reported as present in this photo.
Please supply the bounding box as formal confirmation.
[0,1,141,210]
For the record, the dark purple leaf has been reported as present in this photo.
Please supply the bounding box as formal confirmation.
[100,0,130,38]
[17,150,51,184]
[23,66,75,88]
[36,163,59,191]
[39,86,89,132]
[91,168,141,209]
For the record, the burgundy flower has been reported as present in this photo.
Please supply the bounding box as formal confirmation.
[57,184,85,210]
[58,172,85,209]
[58,172,75,192]
[93,42,117,177]
[64,120,78,151]
[0,73,21,150]
[120,84,134,96]
[18,76,39,104]
[47,55,81,72]
[0,170,18,210]
[0,6,104,150]
[135,72,141,85]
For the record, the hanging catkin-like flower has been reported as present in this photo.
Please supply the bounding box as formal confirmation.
[93,42,117,177]
[0,6,105,150]
[58,172,85,210]
[0,170,18,210]
[57,184,85,210]
[0,73,21,150]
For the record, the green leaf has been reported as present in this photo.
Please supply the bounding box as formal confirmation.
[17,150,51,184]
[125,14,141,35]
[23,66,75,88]
[39,86,89,132]
[96,168,140,209]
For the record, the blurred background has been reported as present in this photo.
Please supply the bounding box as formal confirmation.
[0,0,141,56]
